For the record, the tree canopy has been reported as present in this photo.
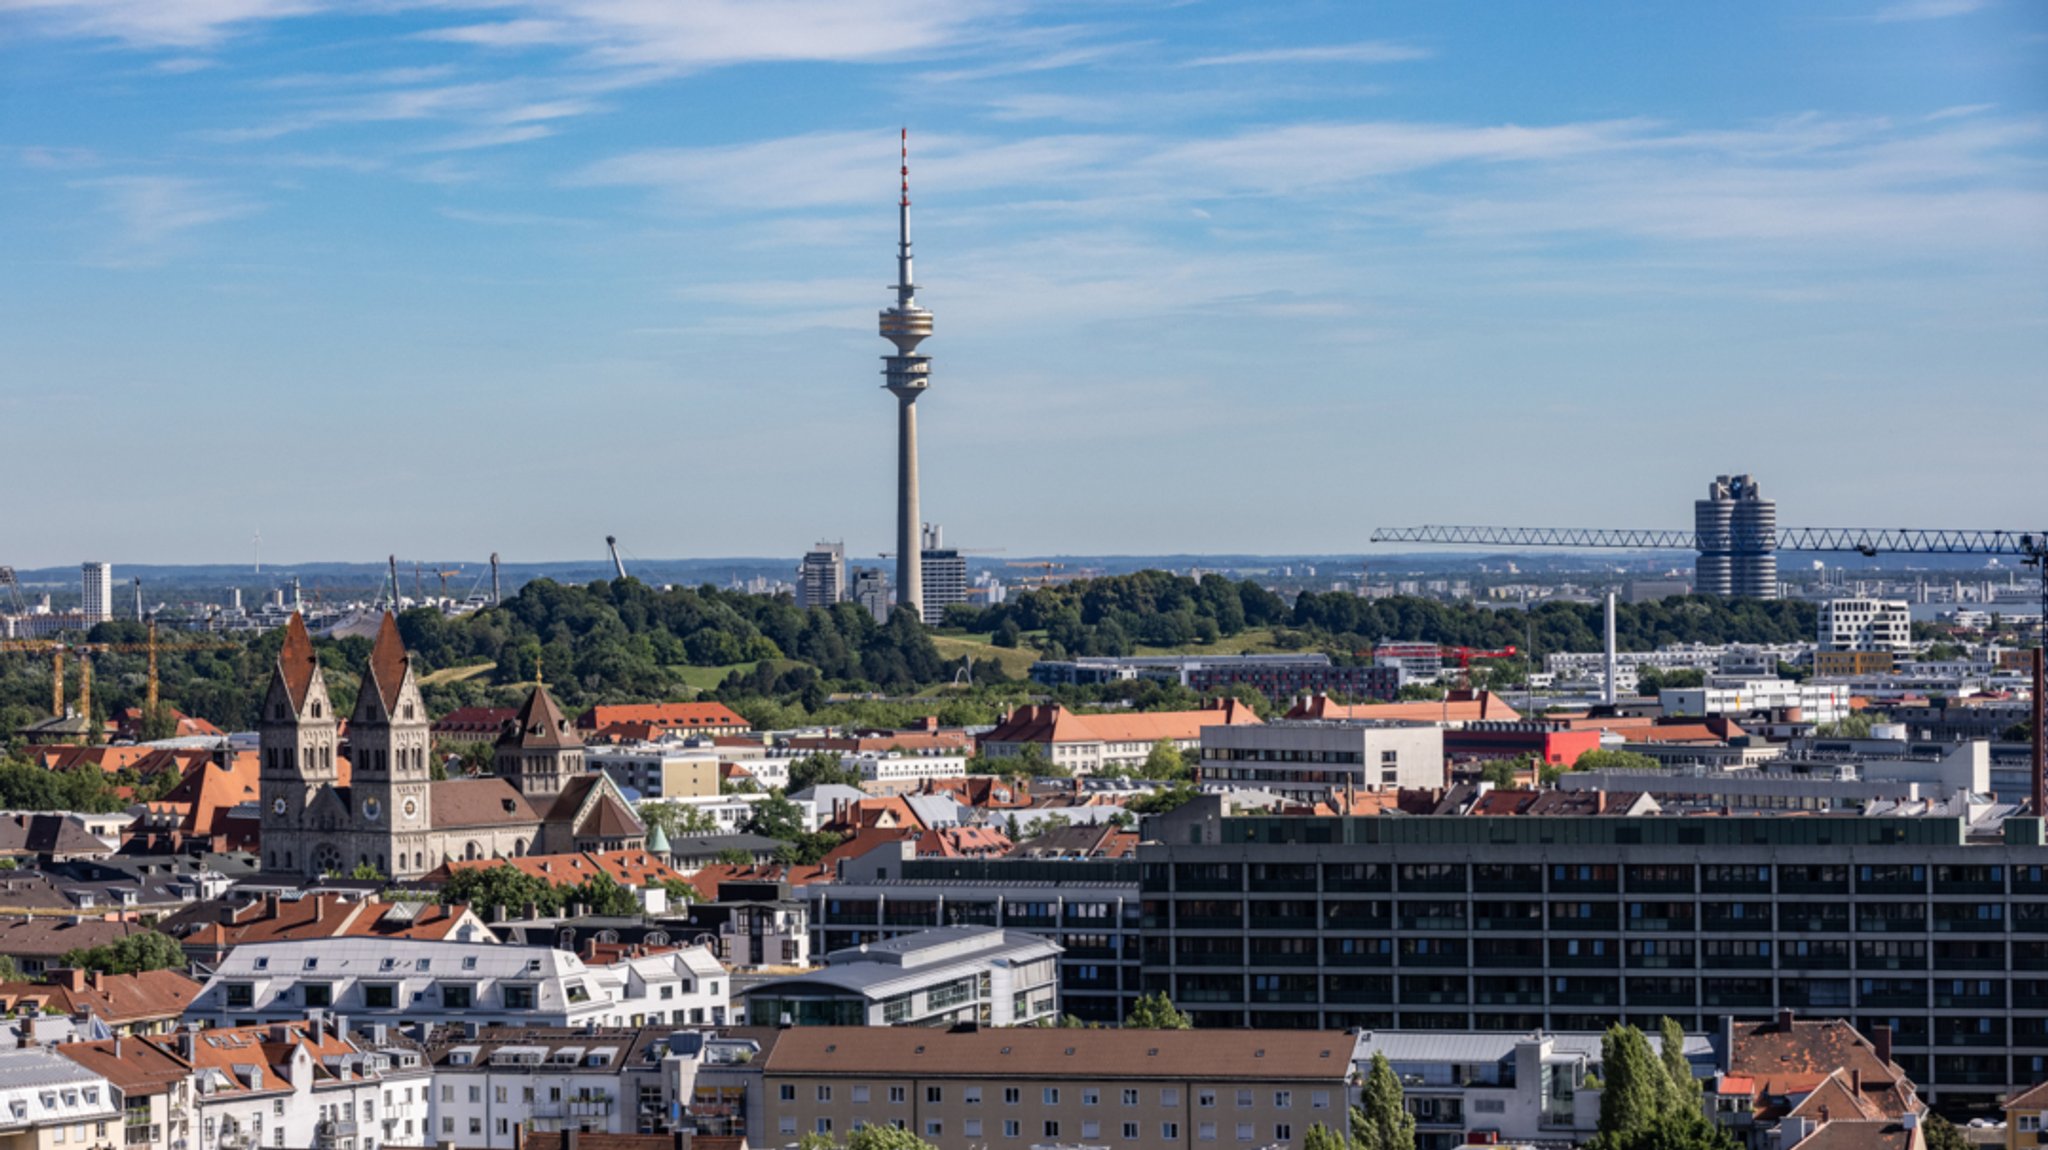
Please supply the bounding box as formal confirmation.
[1350,1052,1417,1150]
[61,931,186,975]
[1123,991,1193,1029]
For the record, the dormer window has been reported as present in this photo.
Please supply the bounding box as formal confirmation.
[311,703,322,718]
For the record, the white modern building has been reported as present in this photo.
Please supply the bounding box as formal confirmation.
[1818,598,1911,653]
[1197,720,1445,798]
[798,544,846,610]
[741,927,1061,1029]
[424,1028,668,1148]
[187,939,727,1030]
[80,563,113,625]
[586,744,722,800]
[851,751,967,793]
[1660,679,1850,723]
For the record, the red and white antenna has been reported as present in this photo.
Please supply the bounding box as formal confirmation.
[900,127,910,207]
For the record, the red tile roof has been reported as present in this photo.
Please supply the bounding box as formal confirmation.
[575,703,750,734]
[278,613,319,712]
[1286,691,1521,723]
[680,863,831,901]
[981,699,1261,748]
[171,894,478,953]
[0,969,200,1026]
[426,851,683,890]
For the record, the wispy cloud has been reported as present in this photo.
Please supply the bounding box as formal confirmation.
[0,0,320,49]
[74,175,259,264]
[1872,0,1988,21]
[1185,41,1430,67]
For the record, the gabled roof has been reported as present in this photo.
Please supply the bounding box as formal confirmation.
[542,774,644,840]
[364,612,411,713]
[574,703,750,733]
[429,778,539,829]
[500,685,579,751]
[277,613,320,712]
[2007,1078,2048,1114]
[1286,691,1522,723]
[0,969,200,1025]
[1784,1120,1919,1150]
[166,894,478,951]
[763,1027,1354,1082]
[427,851,682,890]
[56,1034,193,1095]
[1727,1016,1920,1119]
[981,700,1261,748]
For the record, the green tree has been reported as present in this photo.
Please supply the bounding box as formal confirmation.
[1658,1017,1701,1112]
[844,1127,939,1150]
[562,870,642,917]
[1574,749,1664,773]
[1814,711,1886,738]
[0,955,22,983]
[1350,1051,1416,1150]
[1125,782,1200,817]
[1920,1114,1969,1150]
[349,862,385,883]
[1137,740,1192,782]
[641,801,721,840]
[967,742,1071,779]
[1596,1024,1665,1143]
[788,751,863,793]
[1302,1124,1348,1150]
[1123,991,1193,1030]
[439,864,558,918]
[61,931,186,975]
[1480,758,1528,788]
[741,789,810,842]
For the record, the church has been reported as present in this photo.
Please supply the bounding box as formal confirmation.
[259,612,645,881]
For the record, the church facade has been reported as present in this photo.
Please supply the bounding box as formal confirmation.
[259,613,645,881]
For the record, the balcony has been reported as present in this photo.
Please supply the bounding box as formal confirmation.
[1856,915,1928,934]
[1173,950,1244,967]
[125,1126,161,1146]
[1858,990,1927,1009]
[1627,991,1699,1008]
[1856,877,1928,896]
[1551,989,1619,1007]
[1397,950,1469,968]
[1933,992,2006,1010]
[1779,953,1852,971]
[1780,914,1852,934]
[1322,949,1392,968]
[568,1097,615,1118]
[1551,916,1620,934]
[1177,915,1244,931]
[1625,917,1691,933]
[1549,952,1621,969]
[1856,953,1927,972]
[1248,914,1319,931]
[1399,915,1468,932]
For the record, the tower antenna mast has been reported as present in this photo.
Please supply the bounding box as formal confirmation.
[880,128,935,623]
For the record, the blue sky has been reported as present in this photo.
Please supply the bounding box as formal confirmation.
[3,0,2044,567]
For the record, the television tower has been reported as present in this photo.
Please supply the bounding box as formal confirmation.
[879,128,933,620]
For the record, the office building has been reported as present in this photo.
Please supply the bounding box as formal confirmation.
[758,1026,1356,1150]
[1196,720,1445,799]
[851,568,891,623]
[1135,799,2048,1112]
[919,523,967,625]
[798,543,846,610]
[79,562,112,624]
[805,854,1143,1025]
[1819,598,1912,653]
[742,926,1060,1028]
[1661,680,1850,724]
[1694,474,1778,599]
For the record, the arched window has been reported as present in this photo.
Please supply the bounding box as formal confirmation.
[466,841,482,861]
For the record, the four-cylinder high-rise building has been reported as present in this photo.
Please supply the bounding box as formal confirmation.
[1693,474,1778,599]
[879,130,934,622]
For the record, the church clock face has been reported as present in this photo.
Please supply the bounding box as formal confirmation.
[402,797,420,821]
[273,797,288,816]
[362,797,381,823]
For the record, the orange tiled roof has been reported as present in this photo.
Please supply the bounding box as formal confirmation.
[982,699,1261,748]
[575,703,750,733]
[0,969,200,1025]
[426,851,683,890]
[176,894,476,951]
[680,862,832,901]
[1286,692,1522,723]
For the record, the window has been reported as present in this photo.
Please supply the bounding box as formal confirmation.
[928,1087,944,1104]
[1004,1121,1021,1139]
[468,1087,482,1104]
[779,1086,796,1102]
[503,985,536,1009]
[1275,1126,1291,1142]
[1162,1089,1180,1107]
[891,1087,908,1104]
[1162,1124,1180,1140]
[852,1087,870,1104]
[965,1121,983,1138]
[1198,1091,1216,1109]
[925,1122,943,1138]
[1083,1123,1101,1139]
[443,985,473,1009]
[1044,1089,1061,1105]
[225,984,254,1009]
[1311,1092,1330,1111]
[779,1119,797,1136]
[1123,1090,1140,1106]
[817,1087,833,1102]
[469,1119,482,1136]
[441,1120,454,1135]
[1005,1088,1021,1105]
[1236,1091,1253,1109]
[963,1087,981,1105]
[363,984,395,1009]
[1200,1123,1218,1141]
[1044,1122,1061,1138]
[1238,1124,1255,1141]
[816,1120,833,1135]
[1083,1089,1100,1106]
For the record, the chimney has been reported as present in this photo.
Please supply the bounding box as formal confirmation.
[675,1130,691,1150]
[86,971,102,992]
[1850,1069,1861,1094]
[1873,1024,1893,1066]
[1817,1104,1829,1125]
[313,897,325,924]
[565,1129,580,1150]
[54,968,86,992]
[177,1029,195,1061]
[514,1124,525,1150]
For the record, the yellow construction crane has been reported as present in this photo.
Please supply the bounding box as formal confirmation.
[1,626,243,719]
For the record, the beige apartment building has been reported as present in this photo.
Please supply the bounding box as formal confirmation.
[759,1027,1357,1150]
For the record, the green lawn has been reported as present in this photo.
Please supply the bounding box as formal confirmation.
[929,633,1040,679]
[1132,627,1298,657]
[419,662,496,687]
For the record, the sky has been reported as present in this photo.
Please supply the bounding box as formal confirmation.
[2,0,2044,568]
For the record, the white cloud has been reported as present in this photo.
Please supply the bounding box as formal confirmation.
[74,175,259,263]
[0,0,320,48]
[1185,41,1430,67]
[1872,0,1987,21]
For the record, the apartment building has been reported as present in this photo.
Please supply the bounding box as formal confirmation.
[1137,799,2048,1113]
[742,927,1060,1028]
[1818,598,1911,654]
[587,746,721,800]
[188,940,727,1030]
[805,856,1143,1025]
[424,1027,673,1148]
[977,701,1262,776]
[1661,680,1851,723]
[758,1027,1356,1150]
[1196,721,1444,799]
[852,752,968,795]
[0,1048,120,1150]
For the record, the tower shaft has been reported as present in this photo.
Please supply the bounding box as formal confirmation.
[880,128,934,620]
[897,393,923,619]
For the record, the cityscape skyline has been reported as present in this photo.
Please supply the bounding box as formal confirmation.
[3,1,2044,567]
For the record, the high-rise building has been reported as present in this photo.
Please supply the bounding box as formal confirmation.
[919,522,967,625]
[879,130,934,622]
[797,542,846,610]
[1693,474,1777,599]
[79,562,112,623]
[851,567,891,623]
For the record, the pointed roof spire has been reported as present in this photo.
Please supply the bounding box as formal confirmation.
[366,612,410,711]
[499,682,579,751]
[645,819,671,855]
[277,613,319,712]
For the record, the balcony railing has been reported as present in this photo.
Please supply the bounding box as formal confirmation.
[125,1125,161,1146]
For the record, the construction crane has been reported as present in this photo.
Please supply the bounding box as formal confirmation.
[606,536,628,581]
[0,566,21,614]
[1375,523,2048,817]
[490,552,502,605]
[1,625,242,720]
[1005,560,1069,588]
[434,568,463,598]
